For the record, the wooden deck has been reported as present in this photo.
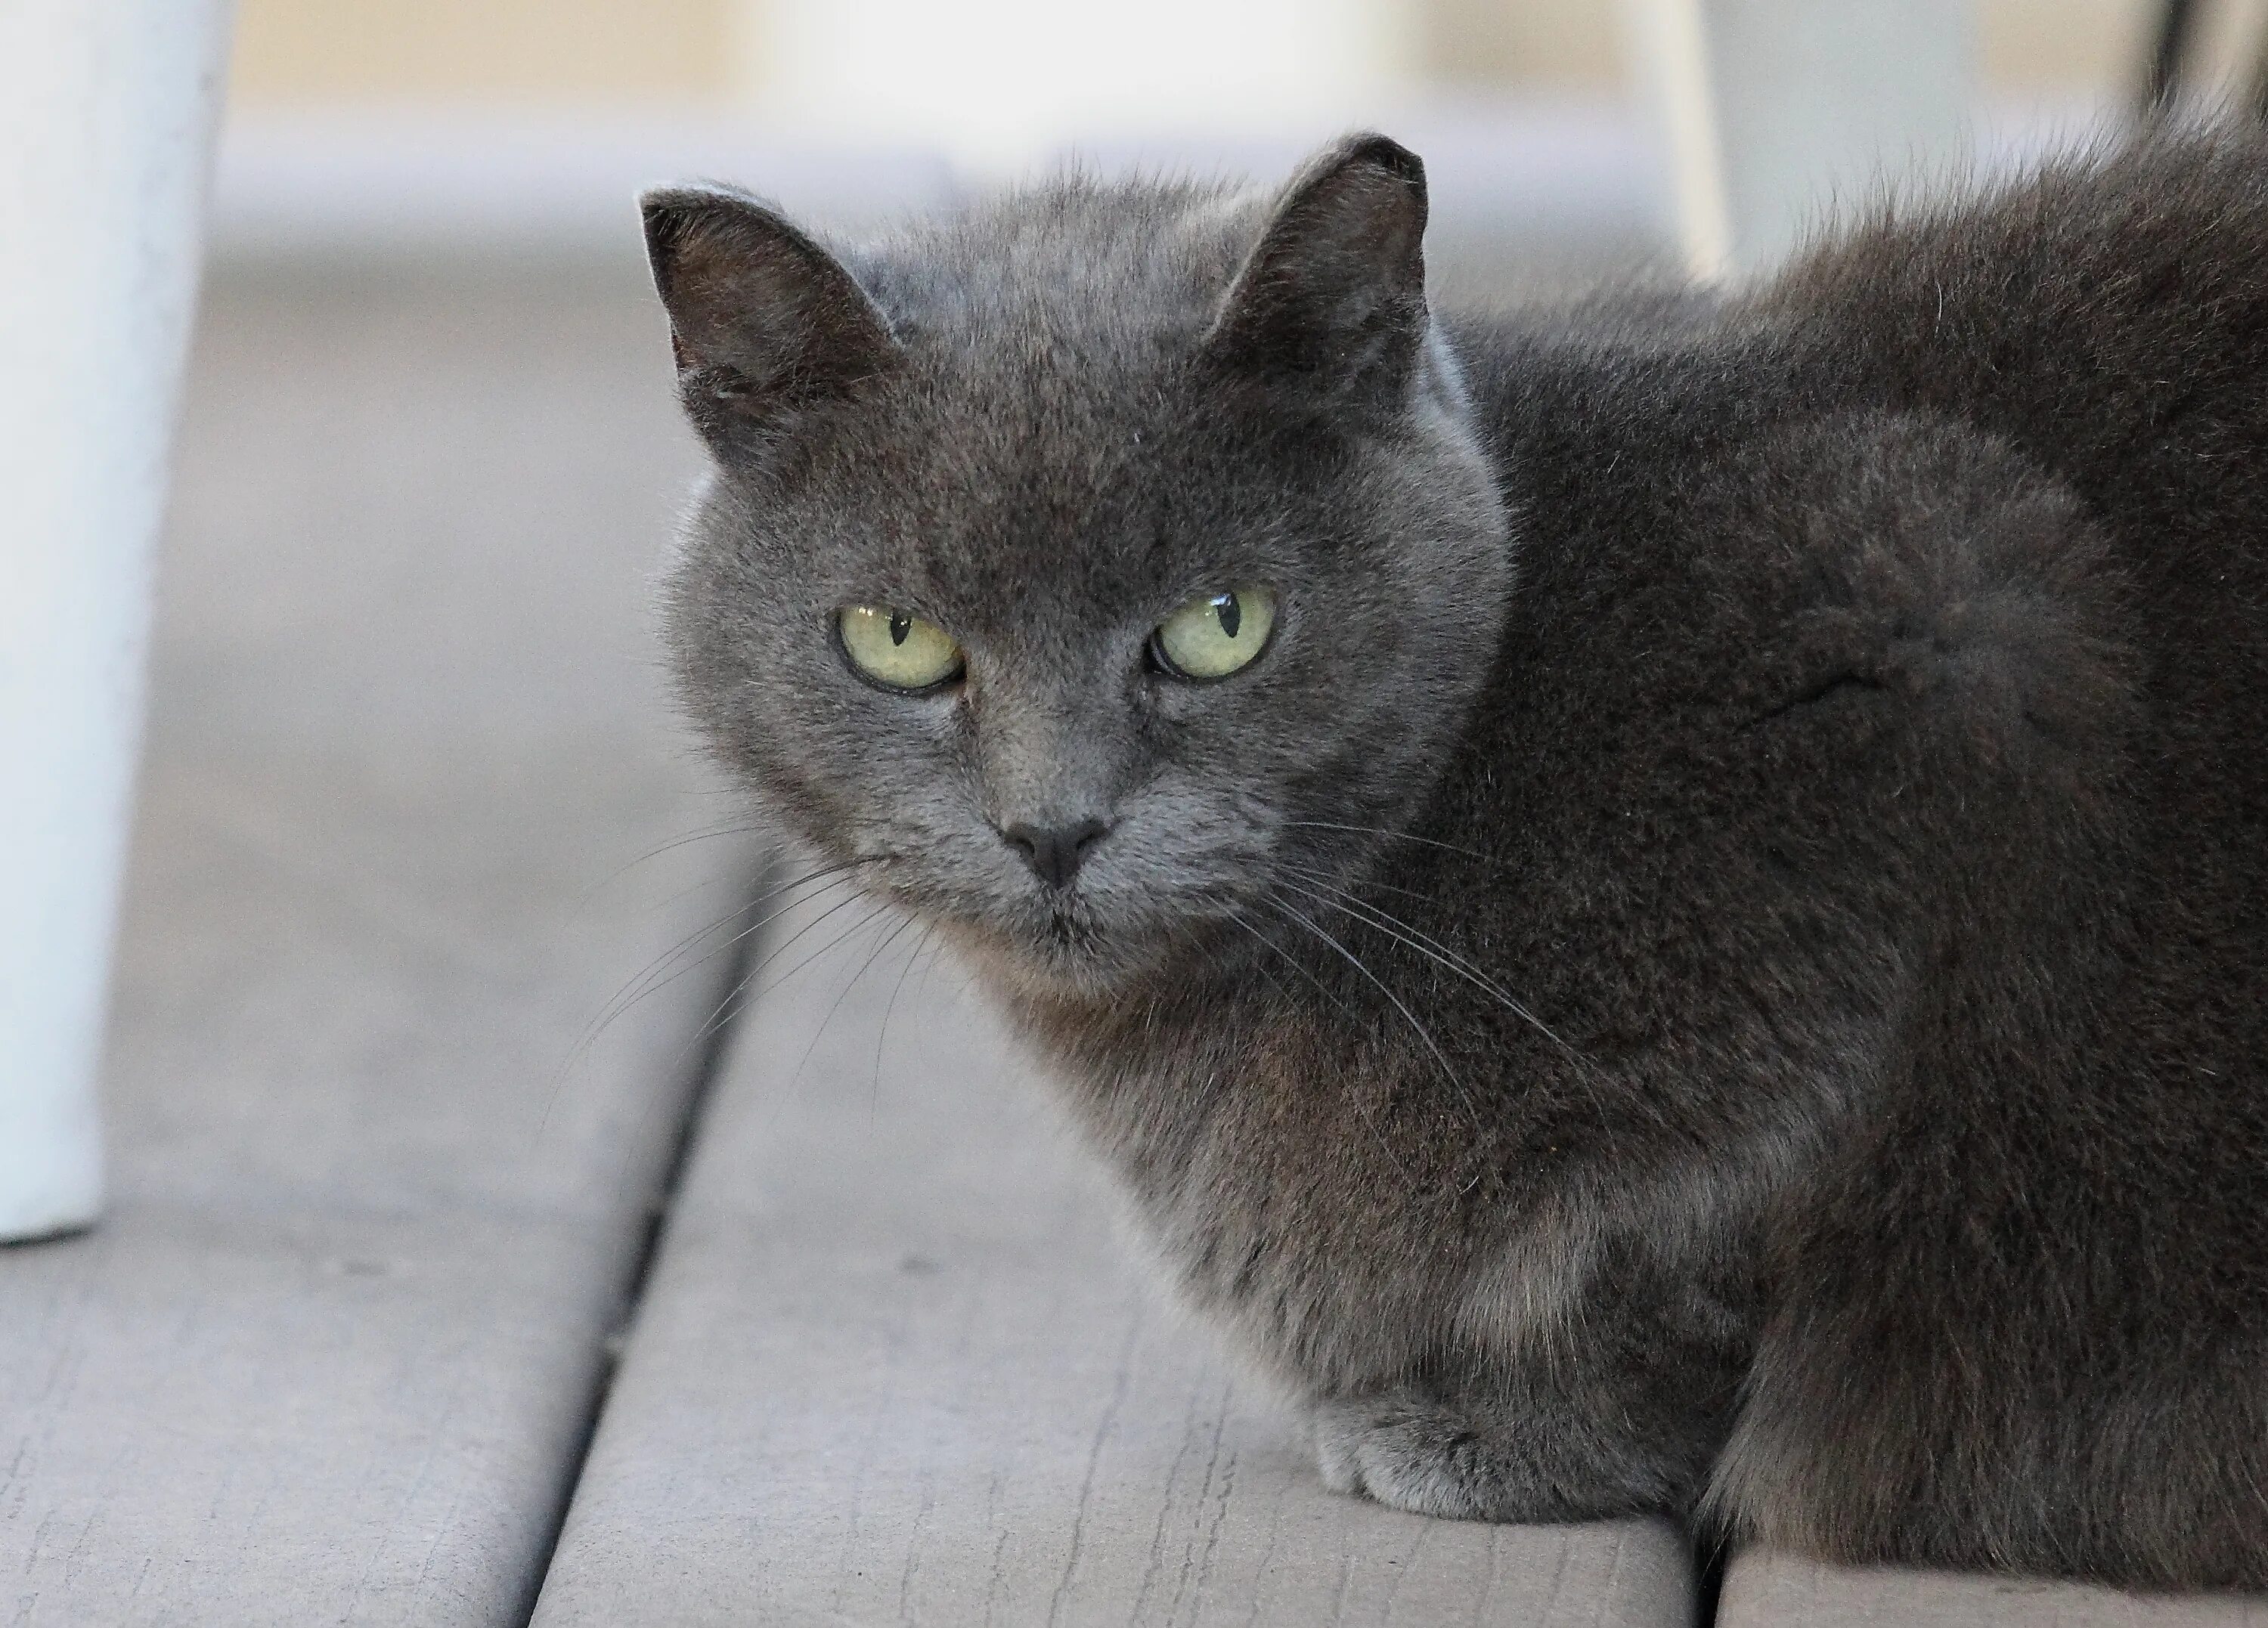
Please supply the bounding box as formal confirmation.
[3,249,2261,1626]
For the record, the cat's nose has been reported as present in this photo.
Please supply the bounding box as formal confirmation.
[999,818,1109,890]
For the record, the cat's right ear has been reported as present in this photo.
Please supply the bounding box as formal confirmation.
[1202,133,1430,411]
[640,184,900,459]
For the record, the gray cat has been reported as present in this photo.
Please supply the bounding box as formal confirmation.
[640,127,2268,1589]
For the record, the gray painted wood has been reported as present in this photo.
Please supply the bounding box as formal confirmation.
[0,261,758,1626]
[1721,1552,2268,1626]
[533,898,1695,1626]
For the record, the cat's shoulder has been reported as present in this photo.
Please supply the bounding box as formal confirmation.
[1718,410,2139,756]
[1674,414,2136,788]
[1483,390,2142,786]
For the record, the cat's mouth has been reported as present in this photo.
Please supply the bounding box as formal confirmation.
[1017,896,1127,981]
[916,884,1170,1001]
[865,845,1244,999]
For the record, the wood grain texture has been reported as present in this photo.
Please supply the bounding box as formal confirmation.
[1721,1552,2268,1626]
[0,262,757,1626]
[533,897,1696,1626]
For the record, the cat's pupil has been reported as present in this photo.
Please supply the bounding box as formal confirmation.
[1215,593,1241,639]
[889,612,911,646]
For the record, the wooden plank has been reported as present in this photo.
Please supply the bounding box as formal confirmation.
[533,896,1695,1626]
[0,262,759,1625]
[1721,1551,2268,1626]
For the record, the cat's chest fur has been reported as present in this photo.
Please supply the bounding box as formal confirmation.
[1015,989,1525,1394]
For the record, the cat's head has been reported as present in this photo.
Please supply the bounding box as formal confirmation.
[646,135,1509,1001]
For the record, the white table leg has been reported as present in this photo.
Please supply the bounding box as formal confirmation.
[0,0,234,1241]
[1624,0,1976,280]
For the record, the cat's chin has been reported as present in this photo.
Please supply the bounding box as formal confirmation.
[927,911,1174,1010]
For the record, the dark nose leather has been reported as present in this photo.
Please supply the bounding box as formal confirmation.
[1000,819,1108,890]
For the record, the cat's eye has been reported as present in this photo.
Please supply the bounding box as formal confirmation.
[838,605,965,692]
[1151,586,1275,681]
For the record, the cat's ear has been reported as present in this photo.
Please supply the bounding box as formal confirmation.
[1203,133,1430,407]
[641,184,900,457]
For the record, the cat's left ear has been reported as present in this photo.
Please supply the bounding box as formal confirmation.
[641,184,900,457]
[1203,133,1430,409]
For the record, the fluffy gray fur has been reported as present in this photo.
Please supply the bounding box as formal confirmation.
[642,128,2268,1588]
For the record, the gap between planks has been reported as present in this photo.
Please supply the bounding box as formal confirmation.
[512,851,780,1626]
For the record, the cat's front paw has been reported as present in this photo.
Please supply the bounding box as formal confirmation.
[1313,1394,1537,1521]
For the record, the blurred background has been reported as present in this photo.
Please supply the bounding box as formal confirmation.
[212,0,2183,277]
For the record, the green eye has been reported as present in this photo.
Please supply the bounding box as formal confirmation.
[1152,585,1275,681]
[838,605,965,692]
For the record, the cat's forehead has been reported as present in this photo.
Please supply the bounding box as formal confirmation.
[854,177,1261,376]
[816,181,1274,605]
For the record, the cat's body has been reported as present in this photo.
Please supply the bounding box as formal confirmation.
[644,128,2268,1588]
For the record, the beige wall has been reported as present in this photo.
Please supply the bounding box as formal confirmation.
[227,0,2161,109]
[1418,0,1622,88]
[228,0,739,107]
[1979,0,2155,97]
[1421,0,2157,92]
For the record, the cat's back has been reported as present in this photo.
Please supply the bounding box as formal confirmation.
[1463,125,2268,596]
[1768,122,2268,481]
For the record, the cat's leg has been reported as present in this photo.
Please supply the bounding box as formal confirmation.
[1710,1108,2268,1589]
[1313,1267,1750,1522]
[1313,1384,1703,1521]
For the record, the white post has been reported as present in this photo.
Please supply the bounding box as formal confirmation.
[0,0,234,1241]
[1623,0,1975,280]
